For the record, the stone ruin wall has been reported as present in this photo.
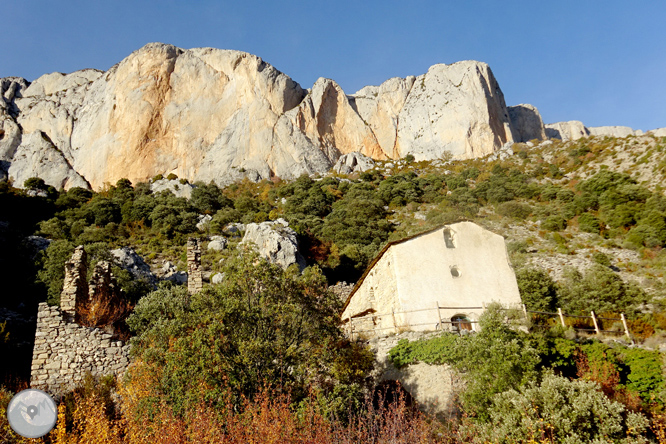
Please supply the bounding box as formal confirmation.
[187,237,203,294]
[30,303,129,395]
[30,246,130,395]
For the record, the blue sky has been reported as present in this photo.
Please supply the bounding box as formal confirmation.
[4,1,665,131]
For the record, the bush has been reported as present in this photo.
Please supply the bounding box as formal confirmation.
[559,265,649,316]
[496,201,532,219]
[388,304,540,420]
[477,372,649,443]
[23,177,47,190]
[515,268,558,312]
[578,212,602,233]
[542,215,567,231]
[127,248,372,414]
[36,240,76,305]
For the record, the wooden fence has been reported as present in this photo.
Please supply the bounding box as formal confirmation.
[343,302,633,343]
[523,307,633,343]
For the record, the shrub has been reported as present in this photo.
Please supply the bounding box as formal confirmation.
[477,372,649,443]
[515,268,558,312]
[388,304,540,420]
[127,248,372,414]
[23,177,47,190]
[36,240,75,305]
[496,201,532,219]
[578,212,602,233]
[542,215,567,231]
[592,251,611,266]
[559,265,649,316]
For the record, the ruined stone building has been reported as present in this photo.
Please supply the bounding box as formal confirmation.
[31,246,130,395]
[341,221,522,337]
[187,237,203,294]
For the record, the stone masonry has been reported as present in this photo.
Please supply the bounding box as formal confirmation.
[30,303,129,395]
[60,245,87,322]
[30,246,130,395]
[187,237,203,294]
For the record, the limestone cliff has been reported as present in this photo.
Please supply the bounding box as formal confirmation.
[1,43,547,189]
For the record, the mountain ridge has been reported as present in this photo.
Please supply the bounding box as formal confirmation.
[0,42,662,190]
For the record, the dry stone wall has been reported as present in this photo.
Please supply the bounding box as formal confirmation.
[187,238,203,294]
[31,303,129,395]
[30,245,130,395]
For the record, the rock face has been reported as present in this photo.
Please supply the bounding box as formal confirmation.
[2,43,547,189]
[333,152,376,175]
[587,126,638,138]
[508,104,547,142]
[393,62,515,160]
[545,121,590,141]
[241,219,306,270]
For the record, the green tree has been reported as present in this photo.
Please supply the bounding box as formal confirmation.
[126,248,372,415]
[559,265,649,316]
[515,268,558,312]
[36,240,75,305]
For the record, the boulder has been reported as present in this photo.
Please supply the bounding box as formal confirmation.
[196,214,212,231]
[211,272,225,284]
[241,219,306,270]
[207,235,228,251]
[649,128,666,137]
[508,104,546,142]
[151,178,194,199]
[23,235,51,258]
[333,152,376,175]
[545,121,589,141]
[110,247,157,286]
[223,223,245,236]
[158,261,188,285]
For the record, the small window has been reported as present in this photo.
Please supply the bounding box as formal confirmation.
[443,228,455,248]
[369,287,375,301]
[450,265,460,278]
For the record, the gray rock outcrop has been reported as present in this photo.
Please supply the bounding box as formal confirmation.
[207,235,228,251]
[545,121,590,141]
[333,152,376,175]
[508,104,547,142]
[110,247,157,286]
[393,61,515,160]
[241,218,306,270]
[151,178,194,199]
[587,126,638,138]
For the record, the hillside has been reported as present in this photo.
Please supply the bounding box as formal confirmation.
[2,129,666,442]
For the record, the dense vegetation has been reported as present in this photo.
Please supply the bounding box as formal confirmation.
[1,133,666,442]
